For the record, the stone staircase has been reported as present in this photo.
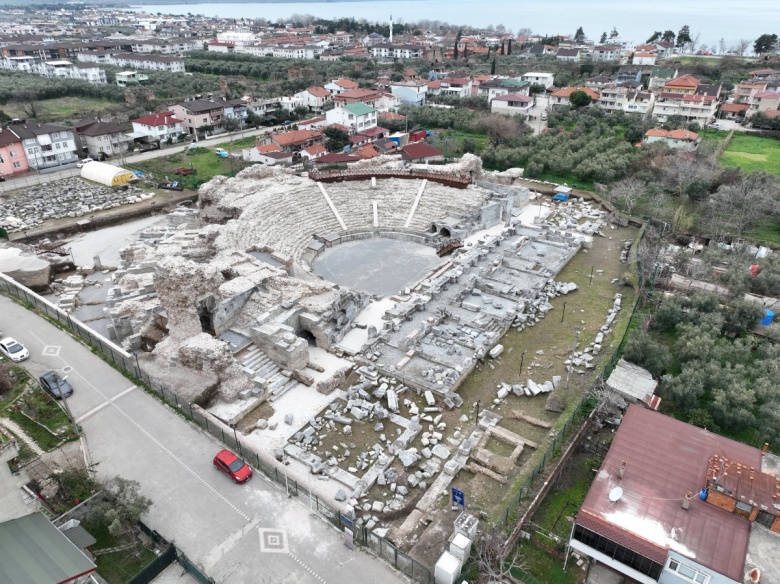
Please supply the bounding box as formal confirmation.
[238,344,300,401]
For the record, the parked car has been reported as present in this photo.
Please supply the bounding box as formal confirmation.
[706,122,721,129]
[213,449,252,483]
[0,337,29,362]
[215,148,228,158]
[39,370,74,399]
[541,112,548,121]
[76,158,94,168]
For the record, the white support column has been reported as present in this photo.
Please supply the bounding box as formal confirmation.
[404,179,427,228]
[316,182,347,230]
[373,201,378,227]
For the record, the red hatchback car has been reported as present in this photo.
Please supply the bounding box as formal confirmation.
[213,449,252,484]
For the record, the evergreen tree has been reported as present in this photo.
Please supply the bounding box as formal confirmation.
[754,33,779,55]
[507,38,512,55]
[609,26,619,39]
[662,30,676,44]
[454,29,461,60]
[600,32,607,44]
[676,25,692,48]
[491,57,496,75]
[574,26,586,43]
[647,31,662,43]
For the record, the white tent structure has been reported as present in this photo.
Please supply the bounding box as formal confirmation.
[79,162,136,187]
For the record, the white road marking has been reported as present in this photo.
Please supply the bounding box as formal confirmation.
[75,385,137,422]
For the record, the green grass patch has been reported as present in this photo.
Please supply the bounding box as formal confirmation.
[19,388,73,434]
[4,97,116,122]
[214,135,258,150]
[7,410,66,451]
[0,366,29,410]
[513,541,579,584]
[720,133,780,175]
[747,220,780,246]
[131,145,251,188]
[83,521,157,584]
[699,128,729,144]
[534,172,595,191]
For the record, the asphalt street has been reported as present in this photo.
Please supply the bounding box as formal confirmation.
[2,295,408,584]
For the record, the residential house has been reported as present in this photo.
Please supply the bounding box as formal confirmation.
[490,94,534,116]
[73,119,131,159]
[616,67,642,84]
[597,85,655,115]
[110,54,185,72]
[389,80,428,106]
[521,72,555,89]
[653,76,720,124]
[591,45,622,61]
[735,81,768,104]
[260,129,324,162]
[375,91,400,112]
[325,103,378,133]
[294,86,332,113]
[437,77,473,98]
[9,123,78,170]
[296,116,326,131]
[271,45,324,60]
[550,86,600,107]
[643,128,700,150]
[0,512,97,584]
[370,43,424,60]
[719,103,751,121]
[586,75,615,90]
[632,52,657,66]
[324,78,359,96]
[300,143,327,161]
[0,128,28,177]
[528,44,556,57]
[129,111,184,146]
[333,88,383,108]
[362,32,387,46]
[206,40,235,53]
[569,405,779,584]
[477,78,530,101]
[248,144,293,166]
[750,91,780,116]
[115,71,149,87]
[170,98,233,137]
[401,143,444,162]
[648,67,678,91]
[556,47,581,62]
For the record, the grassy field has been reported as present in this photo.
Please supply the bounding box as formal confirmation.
[719,133,780,175]
[130,145,251,188]
[4,97,119,122]
[83,521,157,584]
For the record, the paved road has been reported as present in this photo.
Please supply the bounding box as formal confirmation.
[2,295,407,584]
[0,125,276,194]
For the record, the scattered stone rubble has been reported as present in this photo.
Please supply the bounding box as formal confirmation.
[1,178,154,232]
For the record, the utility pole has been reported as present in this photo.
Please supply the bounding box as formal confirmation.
[58,376,79,436]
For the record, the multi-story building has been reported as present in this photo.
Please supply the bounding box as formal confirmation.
[325,102,378,133]
[324,78,359,96]
[550,86,600,107]
[490,94,533,116]
[370,43,424,60]
[521,72,555,89]
[9,123,78,171]
[129,111,184,145]
[597,84,655,115]
[0,128,29,177]
[652,75,720,124]
[389,80,428,106]
[116,71,149,87]
[170,98,231,137]
[477,78,530,101]
[333,88,383,108]
[109,53,185,72]
[74,119,131,159]
[294,86,332,113]
[591,45,622,61]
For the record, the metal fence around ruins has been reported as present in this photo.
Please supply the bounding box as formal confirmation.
[0,273,434,584]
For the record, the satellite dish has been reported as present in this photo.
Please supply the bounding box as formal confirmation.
[609,487,624,502]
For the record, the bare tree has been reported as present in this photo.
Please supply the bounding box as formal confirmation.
[662,156,717,202]
[718,37,727,55]
[706,171,779,240]
[471,114,521,146]
[690,33,701,54]
[608,178,646,216]
[476,529,526,582]
[734,39,751,56]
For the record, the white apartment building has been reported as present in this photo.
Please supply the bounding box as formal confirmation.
[9,123,78,170]
[325,103,377,132]
[521,72,555,89]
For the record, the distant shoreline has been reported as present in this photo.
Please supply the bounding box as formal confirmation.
[127,0,417,5]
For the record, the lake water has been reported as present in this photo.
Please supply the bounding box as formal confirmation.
[131,0,778,49]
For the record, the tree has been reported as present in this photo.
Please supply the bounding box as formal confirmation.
[323,126,349,152]
[574,26,586,43]
[718,37,727,55]
[499,41,504,55]
[475,529,526,582]
[223,117,240,133]
[569,90,592,108]
[662,30,676,44]
[87,477,152,539]
[609,177,646,216]
[707,171,779,239]
[647,31,662,43]
[471,114,521,147]
[624,330,671,377]
[507,38,512,55]
[453,29,461,60]
[599,32,607,44]
[609,26,619,39]
[754,33,779,55]
[490,57,496,75]
[528,83,547,95]
[676,25,692,49]
[734,39,751,56]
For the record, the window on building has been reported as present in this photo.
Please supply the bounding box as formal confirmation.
[572,525,663,580]
[9,150,17,157]
[13,161,21,169]
[667,559,709,584]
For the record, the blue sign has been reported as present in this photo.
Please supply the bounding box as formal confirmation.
[452,487,465,507]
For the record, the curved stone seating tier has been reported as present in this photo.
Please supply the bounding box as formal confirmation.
[323,178,419,231]
[407,182,488,233]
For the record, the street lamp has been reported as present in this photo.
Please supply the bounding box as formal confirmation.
[57,375,79,436]
[230,423,240,454]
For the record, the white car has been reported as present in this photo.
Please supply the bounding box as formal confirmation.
[76,158,95,168]
[0,337,29,362]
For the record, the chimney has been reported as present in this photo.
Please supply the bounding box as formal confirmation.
[618,460,627,480]
[681,491,692,510]
[763,443,769,456]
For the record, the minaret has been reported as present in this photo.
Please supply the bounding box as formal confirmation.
[390,15,393,43]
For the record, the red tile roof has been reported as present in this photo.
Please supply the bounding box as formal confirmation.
[721,103,750,112]
[576,405,757,581]
[401,143,443,160]
[314,153,362,164]
[272,129,322,147]
[665,74,700,88]
[132,111,182,127]
[304,144,326,156]
[551,86,600,100]
[333,78,358,89]
[492,93,533,103]
[644,128,699,140]
[306,86,330,98]
[379,112,406,121]
[257,143,282,154]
